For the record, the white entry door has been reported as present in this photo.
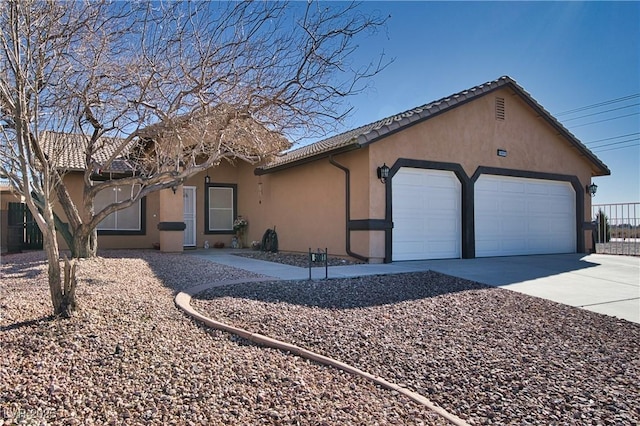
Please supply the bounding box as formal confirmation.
[392,168,462,261]
[183,186,196,247]
[474,175,576,257]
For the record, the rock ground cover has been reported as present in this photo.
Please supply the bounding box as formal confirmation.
[233,250,365,267]
[0,250,447,425]
[192,273,640,425]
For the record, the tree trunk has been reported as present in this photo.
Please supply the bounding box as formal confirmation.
[61,256,78,316]
[43,226,78,317]
[70,226,97,259]
[44,236,64,315]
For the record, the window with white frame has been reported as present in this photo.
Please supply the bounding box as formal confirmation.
[95,184,145,234]
[205,183,237,233]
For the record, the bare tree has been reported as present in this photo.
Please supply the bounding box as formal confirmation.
[0,0,388,316]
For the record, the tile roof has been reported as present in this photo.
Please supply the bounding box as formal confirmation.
[41,131,135,173]
[0,177,11,191]
[256,76,610,176]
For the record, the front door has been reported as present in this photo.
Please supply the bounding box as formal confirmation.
[183,186,196,247]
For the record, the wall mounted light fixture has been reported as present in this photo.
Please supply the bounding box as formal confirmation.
[204,174,210,184]
[586,183,597,197]
[377,163,390,184]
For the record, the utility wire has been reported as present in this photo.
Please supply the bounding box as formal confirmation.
[568,112,640,129]
[587,137,640,149]
[584,132,640,145]
[592,143,639,153]
[562,103,640,122]
[555,93,640,116]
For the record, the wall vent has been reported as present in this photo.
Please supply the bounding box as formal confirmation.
[495,97,505,120]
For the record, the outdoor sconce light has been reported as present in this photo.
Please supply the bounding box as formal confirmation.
[586,183,598,197]
[377,163,390,184]
[204,174,210,184]
[171,185,178,194]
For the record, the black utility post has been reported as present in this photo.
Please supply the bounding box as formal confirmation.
[308,248,328,280]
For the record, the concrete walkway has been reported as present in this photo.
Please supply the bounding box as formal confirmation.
[186,250,640,324]
[187,249,443,280]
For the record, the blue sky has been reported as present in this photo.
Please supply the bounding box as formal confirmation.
[317,1,639,206]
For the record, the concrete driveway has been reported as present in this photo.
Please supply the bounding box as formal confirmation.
[408,254,640,324]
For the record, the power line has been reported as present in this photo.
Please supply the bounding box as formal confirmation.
[568,112,640,129]
[592,143,639,153]
[584,132,640,145]
[587,137,640,149]
[562,103,640,122]
[555,93,640,116]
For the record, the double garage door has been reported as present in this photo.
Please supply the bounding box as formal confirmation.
[392,168,576,261]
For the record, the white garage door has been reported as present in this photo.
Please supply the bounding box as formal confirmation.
[392,168,461,261]
[475,175,576,257]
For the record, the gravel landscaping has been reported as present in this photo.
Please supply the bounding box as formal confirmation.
[192,273,640,425]
[233,250,364,267]
[0,250,448,425]
[3,250,639,425]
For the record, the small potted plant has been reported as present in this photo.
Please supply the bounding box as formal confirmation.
[233,216,248,248]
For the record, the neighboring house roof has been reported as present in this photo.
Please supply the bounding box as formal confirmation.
[41,131,135,173]
[41,106,291,175]
[0,176,11,191]
[255,76,611,176]
[134,104,291,163]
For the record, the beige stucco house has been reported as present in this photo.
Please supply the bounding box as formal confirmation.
[1,76,610,262]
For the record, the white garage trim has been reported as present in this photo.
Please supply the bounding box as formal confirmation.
[475,175,576,257]
[392,168,462,261]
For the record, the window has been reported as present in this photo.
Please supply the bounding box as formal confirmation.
[95,184,146,235]
[205,183,237,234]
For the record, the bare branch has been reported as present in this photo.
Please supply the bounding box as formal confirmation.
[0,0,389,267]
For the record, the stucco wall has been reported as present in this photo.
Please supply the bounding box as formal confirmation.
[235,88,600,260]
[370,88,596,180]
[15,87,598,259]
[368,87,597,255]
[248,157,349,256]
[51,173,161,251]
[181,155,369,257]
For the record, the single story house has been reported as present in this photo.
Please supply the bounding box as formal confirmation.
[1,76,610,262]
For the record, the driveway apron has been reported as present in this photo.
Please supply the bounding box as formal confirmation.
[412,254,639,324]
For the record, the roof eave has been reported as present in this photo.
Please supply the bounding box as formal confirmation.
[256,76,611,178]
[254,143,361,176]
[506,81,611,177]
[357,87,505,147]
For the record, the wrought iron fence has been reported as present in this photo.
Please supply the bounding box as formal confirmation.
[591,202,639,256]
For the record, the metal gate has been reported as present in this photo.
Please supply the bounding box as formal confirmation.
[591,202,639,256]
[7,202,43,252]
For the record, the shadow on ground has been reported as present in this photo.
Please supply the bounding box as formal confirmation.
[195,271,489,309]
